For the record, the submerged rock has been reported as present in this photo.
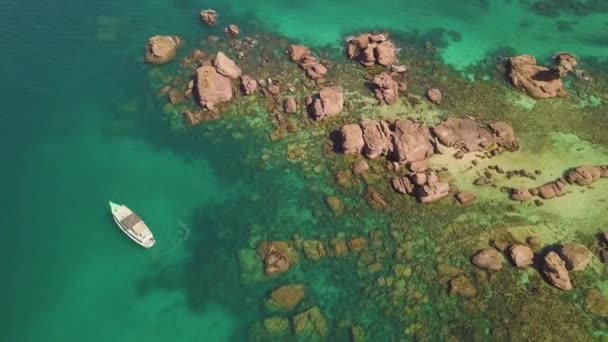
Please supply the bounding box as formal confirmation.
[225,24,239,37]
[560,243,592,271]
[509,244,534,267]
[144,35,181,64]
[293,307,328,337]
[263,317,290,334]
[214,52,242,79]
[268,284,305,310]
[391,176,413,195]
[455,191,476,206]
[449,276,478,298]
[307,87,344,120]
[195,65,233,111]
[326,196,344,216]
[302,240,327,260]
[507,54,568,99]
[585,288,608,318]
[200,9,218,26]
[543,251,572,290]
[471,248,503,271]
[352,160,369,175]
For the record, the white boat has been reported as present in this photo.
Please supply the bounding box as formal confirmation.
[109,201,155,248]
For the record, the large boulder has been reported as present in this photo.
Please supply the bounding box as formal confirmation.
[426,88,442,105]
[509,244,534,267]
[543,251,572,290]
[195,65,233,111]
[341,124,365,154]
[144,35,181,64]
[472,248,503,271]
[566,165,602,186]
[361,120,392,159]
[288,45,328,80]
[375,40,397,66]
[560,243,592,271]
[214,52,242,79]
[507,55,567,99]
[288,45,311,63]
[307,87,344,120]
[346,33,397,67]
[534,180,567,200]
[284,96,297,114]
[372,73,399,105]
[413,172,450,203]
[390,119,434,163]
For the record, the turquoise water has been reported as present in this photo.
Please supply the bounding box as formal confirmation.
[2,0,608,340]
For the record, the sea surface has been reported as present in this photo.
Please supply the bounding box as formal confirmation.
[2,0,608,340]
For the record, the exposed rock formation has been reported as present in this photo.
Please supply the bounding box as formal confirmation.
[509,244,534,267]
[507,54,572,99]
[413,172,451,203]
[372,73,399,105]
[288,45,328,80]
[566,165,603,186]
[214,52,242,79]
[195,65,233,111]
[258,241,297,276]
[560,243,592,271]
[284,96,297,114]
[225,24,239,37]
[543,251,572,290]
[533,179,567,199]
[432,118,519,153]
[144,35,181,64]
[345,33,397,66]
[240,75,257,95]
[391,119,434,163]
[200,9,218,26]
[554,52,577,77]
[361,120,392,159]
[455,191,476,206]
[341,124,365,154]
[306,87,344,120]
[472,248,503,271]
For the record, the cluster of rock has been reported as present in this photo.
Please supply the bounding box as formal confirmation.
[345,33,397,66]
[507,53,577,99]
[191,51,241,116]
[339,117,519,203]
[471,241,593,291]
[306,86,344,120]
[288,45,328,80]
[510,165,607,202]
[371,72,400,105]
[144,35,182,64]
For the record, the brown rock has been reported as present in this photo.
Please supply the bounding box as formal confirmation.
[409,160,429,172]
[432,118,494,153]
[144,35,182,64]
[366,187,387,209]
[195,65,233,111]
[560,243,592,271]
[258,241,297,276]
[390,119,434,163]
[331,239,348,257]
[426,88,442,104]
[352,160,369,175]
[375,40,397,66]
[267,84,280,95]
[509,244,534,267]
[307,87,344,120]
[507,55,567,99]
[284,96,297,114]
[455,191,476,206]
[225,24,239,37]
[471,248,503,271]
[555,52,577,77]
[348,237,367,252]
[240,75,257,95]
[510,188,533,201]
[213,52,242,79]
[527,236,541,246]
[200,9,218,26]
[340,124,365,154]
[391,177,413,195]
[566,165,602,186]
[414,172,450,203]
[535,180,567,199]
[302,240,327,261]
[372,72,399,105]
[288,45,311,63]
[361,120,392,159]
[543,251,572,290]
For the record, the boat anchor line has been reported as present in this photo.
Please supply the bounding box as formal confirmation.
[157,220,191,256]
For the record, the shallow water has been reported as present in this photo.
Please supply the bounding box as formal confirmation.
[2,0,608,340]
